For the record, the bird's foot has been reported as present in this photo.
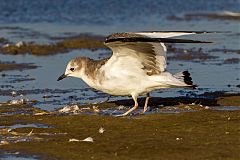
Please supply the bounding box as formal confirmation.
[114,105,138,117]
[139,110,147,115]
[140,106,148,114]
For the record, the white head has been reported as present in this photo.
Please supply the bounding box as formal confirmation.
[57,57,86,81]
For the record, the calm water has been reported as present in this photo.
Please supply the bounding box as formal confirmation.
[0,0,239,24]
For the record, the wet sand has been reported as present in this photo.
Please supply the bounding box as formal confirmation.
[0,61,38,72]
[0,93,240,160]
[0,35,106,56]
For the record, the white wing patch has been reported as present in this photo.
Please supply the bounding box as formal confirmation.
[104,41,167,75]
[103,31,209,77]
[152,42,167,72]
[136,32,197,38]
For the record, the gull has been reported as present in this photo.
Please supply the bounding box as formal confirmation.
[58,31,211,116]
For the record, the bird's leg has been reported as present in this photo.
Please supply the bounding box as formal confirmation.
[118,94,138,116]
[142,93,150,114]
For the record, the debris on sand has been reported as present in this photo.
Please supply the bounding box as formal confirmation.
[99,127,105,134]
[58,104,82,114]
[176,137,182,141]
[15,41,26,47]
[93,106,100,113]
[117,105,125,110]
[0,35,106,56]
[69,138,80,142]
[2,44,10,48]
[34,111,49,116]
[0,61,38,72]
[204,106,210,109]
[11,91,17,97]
[0,140,9,145]
[69,137,94,143]
[9,98,28,105]
[8,93,30,105]
[81,137,94,143]
[27,129,34,136]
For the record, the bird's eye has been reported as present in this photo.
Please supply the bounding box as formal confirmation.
[70,68,75,71]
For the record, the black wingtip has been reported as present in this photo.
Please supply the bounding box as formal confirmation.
[137,31,230,34]
[182,71,197,89]
[105,37,212,44]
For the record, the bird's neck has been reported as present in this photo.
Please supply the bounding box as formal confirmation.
[81,57,109,87]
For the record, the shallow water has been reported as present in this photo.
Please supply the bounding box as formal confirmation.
[0,31,239,111]
[0,123,50,129]
[1,154,38,160]
[0,1,239,118]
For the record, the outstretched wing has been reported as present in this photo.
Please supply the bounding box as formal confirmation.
[135,31,211,38]
[105,40,167,75]
[103,31,211,76]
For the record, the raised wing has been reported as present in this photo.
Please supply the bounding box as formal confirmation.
[105,41,166,75]
[135,31,211,38]
[104,32,211,76]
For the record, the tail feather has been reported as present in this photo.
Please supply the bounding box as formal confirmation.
[174,71,197,89]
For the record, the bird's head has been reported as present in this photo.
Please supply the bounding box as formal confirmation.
[57,57,85,81]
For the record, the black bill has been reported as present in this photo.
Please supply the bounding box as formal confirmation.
[57,74,67,81]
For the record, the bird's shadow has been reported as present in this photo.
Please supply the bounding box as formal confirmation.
[113,96,218,108]
[106,91,236,108]
[78,91,237,112]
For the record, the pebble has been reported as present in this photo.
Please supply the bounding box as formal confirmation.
[0,140,9,145]
[93,106,100,113]
[11,91,17,97]
[3,44,10,48]
[69,138,80,142]
[176,137,182,141]
[99,127,105,134]
[58,105,81,114]
[117,105,125,110]
[205,106,210,109]
[15,41,25,47]
[81,137,94,142]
